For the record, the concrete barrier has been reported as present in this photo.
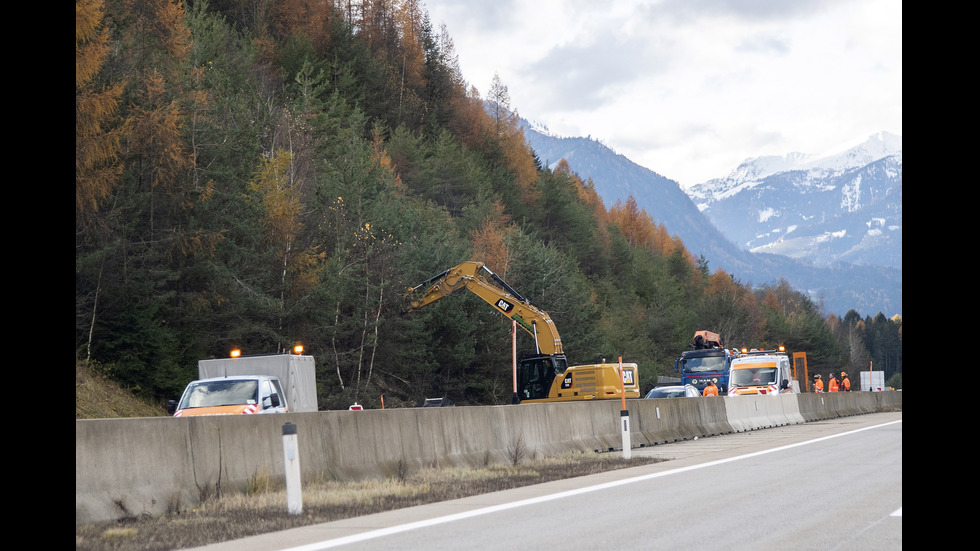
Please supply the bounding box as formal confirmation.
[725,395,778,431]
[629,397,732,447]
[76,391,901,524]
[797,392,838,421]
[874,390,903,412]
[695,398,737,437]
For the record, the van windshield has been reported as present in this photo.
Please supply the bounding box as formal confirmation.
[731,367,777,386]
[179,380,258,409]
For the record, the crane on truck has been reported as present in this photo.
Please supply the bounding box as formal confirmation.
[404,261,639,404]
[674,330,736,395]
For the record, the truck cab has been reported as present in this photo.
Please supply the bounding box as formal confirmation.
[727,349,798,396]
[675,347,733,394]
[675,331,734,395]
[170,375,289,417]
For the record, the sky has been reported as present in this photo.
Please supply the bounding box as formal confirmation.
[422,0,902,189]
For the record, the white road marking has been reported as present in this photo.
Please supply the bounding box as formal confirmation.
[282,420,902,551]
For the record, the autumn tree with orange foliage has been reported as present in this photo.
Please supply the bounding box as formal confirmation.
[76,0,124,219]
[609,196,654,249]
[77,0,127,362]
[273,0,339,55]
[470,200,515,277]
[113,0,200,231]
[394,0,427,92]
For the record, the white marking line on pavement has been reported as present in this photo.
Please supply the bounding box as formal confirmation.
[283,420,902,551]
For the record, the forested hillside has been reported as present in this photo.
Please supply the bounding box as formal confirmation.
[76,0,903,410]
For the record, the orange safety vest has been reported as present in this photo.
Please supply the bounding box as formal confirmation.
[840,377,850,391]
[704,384,718,397]
[814,379,824,392]
[828,377,839,392]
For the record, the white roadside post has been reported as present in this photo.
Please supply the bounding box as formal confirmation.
[621,410,632,460]
[282,422,302,515]
[619,357,632,460]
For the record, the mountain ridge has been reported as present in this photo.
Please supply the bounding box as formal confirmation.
[521,121,901,317]
[696,131,902,195]
[689,132,902,270]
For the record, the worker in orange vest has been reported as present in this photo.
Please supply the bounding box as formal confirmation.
[703,380,719,397]
[839,371,851,392]
[813,374,824,393]
[828,373,839,392]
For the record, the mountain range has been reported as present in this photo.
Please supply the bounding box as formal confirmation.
[687,132,902,269]
[521,122,902,318]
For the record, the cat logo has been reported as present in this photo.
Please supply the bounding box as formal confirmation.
[495,299,514,313]
[562,373,573,388]
[622,368,635,385]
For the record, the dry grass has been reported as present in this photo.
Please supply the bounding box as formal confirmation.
[76,360,168,419]
[75,452,661,551]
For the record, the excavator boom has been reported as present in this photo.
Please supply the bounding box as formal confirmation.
[405,261,638,403]
[405,261,563,355]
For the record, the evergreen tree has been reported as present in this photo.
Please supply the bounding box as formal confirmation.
[75,0,896,405]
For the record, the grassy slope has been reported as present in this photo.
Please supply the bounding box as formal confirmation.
[76,360,168,419]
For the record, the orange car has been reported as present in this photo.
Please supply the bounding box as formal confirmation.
[171,375,289,417]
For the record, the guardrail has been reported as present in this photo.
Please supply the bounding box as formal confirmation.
[75,391,901,524]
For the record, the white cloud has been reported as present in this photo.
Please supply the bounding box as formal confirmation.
[424,0,902,188]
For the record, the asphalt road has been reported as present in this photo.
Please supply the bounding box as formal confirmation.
[189,411,902,551]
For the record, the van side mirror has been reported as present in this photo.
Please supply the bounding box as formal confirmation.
[166,399,178,415]
[264,393,281,409]
[780,379,789,390]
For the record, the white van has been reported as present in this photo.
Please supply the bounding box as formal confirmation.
[171,374,289,417]
[727,350,798,396]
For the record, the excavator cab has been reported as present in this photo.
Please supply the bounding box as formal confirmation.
[517,354,568,400]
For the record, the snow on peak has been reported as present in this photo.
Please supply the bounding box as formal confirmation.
[686,131,902,208]
[722,131,902,187]
[727,151,812,183]
[805,131,902,173]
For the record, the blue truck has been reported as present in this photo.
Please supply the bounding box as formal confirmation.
[674,331,735,395]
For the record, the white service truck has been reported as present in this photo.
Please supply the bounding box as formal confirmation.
[727,348,800,396]
[170,352,318,417]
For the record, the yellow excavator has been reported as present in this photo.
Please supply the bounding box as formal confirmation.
[405,261,639,404]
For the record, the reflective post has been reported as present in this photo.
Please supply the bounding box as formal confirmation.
[512,320,519,404]
[621,410,632,460]
[282,422,302,515]
[619,357,631,459]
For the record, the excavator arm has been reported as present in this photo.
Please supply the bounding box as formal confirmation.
[405,261,639,404]
[405,261,564,356]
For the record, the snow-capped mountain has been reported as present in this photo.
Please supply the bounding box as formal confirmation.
[687,132,902,269]
[522,120,901,317]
